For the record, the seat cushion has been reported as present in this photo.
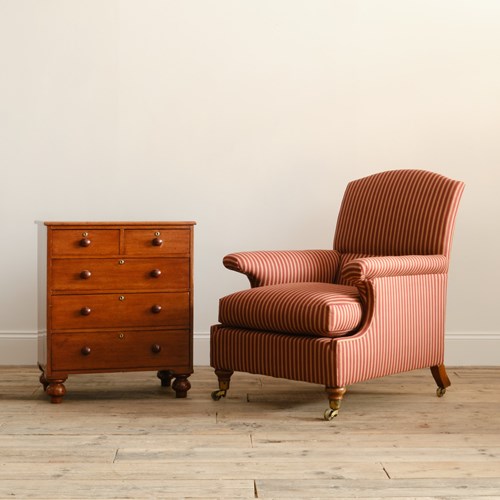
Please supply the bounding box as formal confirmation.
[219,282,363,338]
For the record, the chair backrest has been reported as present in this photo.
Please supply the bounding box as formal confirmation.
[334,169,464,261]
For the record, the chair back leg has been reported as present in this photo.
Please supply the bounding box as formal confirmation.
[431,364,451,397]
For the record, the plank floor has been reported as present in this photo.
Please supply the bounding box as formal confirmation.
[0,366,499,499]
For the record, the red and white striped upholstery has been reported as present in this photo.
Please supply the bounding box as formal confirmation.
[219,282,362,337]
[335,272,448,387]
[211,325,338,386]
[211,169,464,395]
[223,250,340,288]
[334,169,462,257]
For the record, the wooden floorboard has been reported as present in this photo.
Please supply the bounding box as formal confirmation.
[0,365,499,498]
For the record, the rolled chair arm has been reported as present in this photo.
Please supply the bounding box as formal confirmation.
[342,254,448,285]
[223,250,341,287]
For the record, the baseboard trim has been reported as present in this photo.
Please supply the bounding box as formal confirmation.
[0,332,39,366]
[0,331,498,366]
[444,331,500,366]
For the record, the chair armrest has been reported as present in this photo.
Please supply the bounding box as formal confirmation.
[223,250,341,287]
[342,254,448,285]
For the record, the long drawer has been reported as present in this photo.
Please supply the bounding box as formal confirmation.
[51,258,189,291]
[51,292,189,330]
[50,330,190,371]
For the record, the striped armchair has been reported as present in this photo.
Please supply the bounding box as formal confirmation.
[210,170,464,420]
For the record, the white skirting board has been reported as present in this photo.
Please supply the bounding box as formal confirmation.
[0,331,498,367]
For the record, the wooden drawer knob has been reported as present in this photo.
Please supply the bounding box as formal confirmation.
[151,344,161,354]
[152,237,163,247]
[80,307,92,316]
[150,269,162,278]
[79,238,91,247]
[80,270,92,280]
[151,304,162,314]
[81,346,91,356]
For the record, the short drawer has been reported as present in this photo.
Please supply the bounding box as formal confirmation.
[124,229,190,256]
[50,330,191,371]
[51,229,120,256]
[51,292,190,330]
[51,258,189,291]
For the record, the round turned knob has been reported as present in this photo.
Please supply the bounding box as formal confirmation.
[80,306,92,316]
[152,237,163,247]
[151,304,162,314]
[150,269,162,278]
[81,346,91,356]
[151,344,162,354]
[79,238,91,247]
[80,270,92,280]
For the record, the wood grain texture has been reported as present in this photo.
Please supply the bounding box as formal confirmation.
[38,222,195,403]
[0,365,499,498]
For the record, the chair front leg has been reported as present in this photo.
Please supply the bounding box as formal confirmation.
[324,386,347,420]
[430,364,451,397]
[211,369,234,401]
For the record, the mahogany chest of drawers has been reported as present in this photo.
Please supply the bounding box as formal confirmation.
[37,221,195,403]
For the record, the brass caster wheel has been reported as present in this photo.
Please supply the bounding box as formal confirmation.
[324,408,339,421]
[436,387,446,397]
[211,390,227,401]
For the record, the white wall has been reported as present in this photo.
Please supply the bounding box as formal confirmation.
[1,0,499,365]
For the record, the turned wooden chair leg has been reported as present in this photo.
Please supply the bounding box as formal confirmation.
[211,369,234,401]
[431,364,451,397]
[324,386,347,420]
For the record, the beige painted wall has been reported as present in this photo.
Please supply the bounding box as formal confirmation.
[1,1,499,364]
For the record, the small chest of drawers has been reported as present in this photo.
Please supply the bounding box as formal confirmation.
[37,221,195,403]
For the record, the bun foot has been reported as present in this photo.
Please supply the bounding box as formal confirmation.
[157,370,174,388]
[172,374,191,398]
[46,379,67,404]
